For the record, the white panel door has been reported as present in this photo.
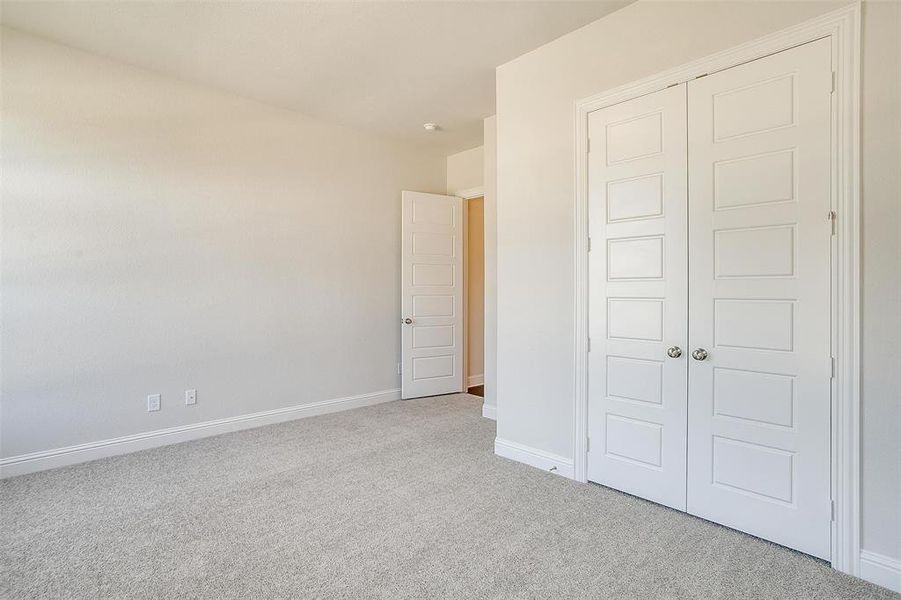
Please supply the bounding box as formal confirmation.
[587,85,689,511]
[686,39,833,559]
[401,191,464,399]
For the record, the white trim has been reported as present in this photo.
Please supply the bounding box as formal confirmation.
[827,2,862,577]
[468,374,484,387]
[463,195,471,394]
[572,3,860,574]
[859,551,901,593]
[0,388,401,478]
[457,186,484,200]
[495,437,574,479]
[481,403,497,420]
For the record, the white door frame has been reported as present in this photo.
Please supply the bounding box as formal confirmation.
[572,3,861,574]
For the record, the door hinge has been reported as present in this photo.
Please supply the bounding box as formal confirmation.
[587,337,592,352]
[587,437,591,452]
[831,71,836,93]
[831,357,836,379]
[828,210,837,235]
[587,138,591,153]
[588,236,592,252]
[831,500,836,521]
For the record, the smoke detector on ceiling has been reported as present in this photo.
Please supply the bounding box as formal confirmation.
[423,123,440,132]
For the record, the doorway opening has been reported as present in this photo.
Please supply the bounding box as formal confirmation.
[465,196,485,398]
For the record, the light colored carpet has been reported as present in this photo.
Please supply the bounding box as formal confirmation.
[1,394,895,599]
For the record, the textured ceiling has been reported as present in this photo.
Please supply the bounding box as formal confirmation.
[1,1,631,154]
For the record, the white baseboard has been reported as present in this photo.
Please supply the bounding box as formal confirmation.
[0,388,401,479]
[481,403,496,420]
[494,437,574,479]
[860,550,901,593]
[467,374,484,387]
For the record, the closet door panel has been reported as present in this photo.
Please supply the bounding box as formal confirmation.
[686,38,833,559]
[587,85,688,511]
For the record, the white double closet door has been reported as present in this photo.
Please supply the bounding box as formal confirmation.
[587,39,833,559]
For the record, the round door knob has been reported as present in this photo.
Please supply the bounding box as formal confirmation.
[692,348,709,361]
[403,318,413,325]
[666,346,682,358]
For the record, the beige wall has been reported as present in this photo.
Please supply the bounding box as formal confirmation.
[0,28,446,458]
[860,0,901,566]
[496,0,899,566]
[466,198,485,381]
[446,145,484,196]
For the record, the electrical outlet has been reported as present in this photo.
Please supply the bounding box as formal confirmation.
[185,389,197,405]
[147,394,161,412]
[396,362,402,375]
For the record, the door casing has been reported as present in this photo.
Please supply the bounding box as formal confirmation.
[572,3,861,575]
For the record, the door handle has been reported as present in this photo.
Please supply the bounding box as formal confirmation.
[691,348,708,361]
[666,346,682,358]
[402,318,413,325]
